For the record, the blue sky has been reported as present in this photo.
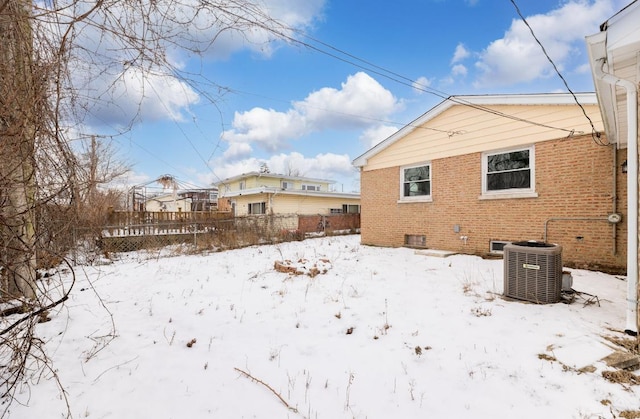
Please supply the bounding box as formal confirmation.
[81,0,630,193]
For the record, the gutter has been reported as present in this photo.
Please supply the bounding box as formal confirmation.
[594,58,638,335]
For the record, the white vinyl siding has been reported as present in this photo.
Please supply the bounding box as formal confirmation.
[363,102,603,172]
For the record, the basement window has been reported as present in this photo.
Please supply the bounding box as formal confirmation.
[490,240,510,254]
[404,234,427,248]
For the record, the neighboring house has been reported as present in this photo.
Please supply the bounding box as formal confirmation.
[144,193,191,212]
[353,93,627,272]
[216,172,360,217]
[180,189,218,211]
[143,189,218,212]
[585,0,639,334]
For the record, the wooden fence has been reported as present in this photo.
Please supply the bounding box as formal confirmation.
[94,211,360,253]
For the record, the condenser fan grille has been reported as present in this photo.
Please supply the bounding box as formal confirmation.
[503,242,562,304]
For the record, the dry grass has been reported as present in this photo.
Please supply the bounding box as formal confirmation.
[602,370,640,385]
[538,353,557,362]
[604,335,640,354]
[619,411,640,419]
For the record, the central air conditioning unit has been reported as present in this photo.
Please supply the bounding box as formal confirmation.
[503,241,563,304]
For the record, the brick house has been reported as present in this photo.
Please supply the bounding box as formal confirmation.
[353,93,627,272]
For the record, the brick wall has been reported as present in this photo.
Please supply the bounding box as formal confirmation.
[298,213,360,234]
[360,134,627,273]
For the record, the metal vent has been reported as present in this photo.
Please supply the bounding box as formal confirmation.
[503,241,563,304]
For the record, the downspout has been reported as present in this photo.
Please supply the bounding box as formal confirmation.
[611,144,618,256]
[269,188,279,214]
[594,58,638,335]
[612,144,617,255]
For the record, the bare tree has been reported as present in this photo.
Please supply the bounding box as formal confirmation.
[76,136,129,204]
[1,1,78,411]
[1,0,299,414]
[284,159,305,177]
[74,135,130,229]
[1,0,39,301]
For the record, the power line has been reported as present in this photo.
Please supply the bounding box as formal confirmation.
[237,11,594,136]
[88,3,604,187]
[508,0,607,145]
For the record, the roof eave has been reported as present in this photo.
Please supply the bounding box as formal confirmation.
[352,92,598,168]
[218,172,335,185]
[221,187,359,199]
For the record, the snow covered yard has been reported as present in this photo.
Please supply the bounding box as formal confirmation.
[7,235,639,418]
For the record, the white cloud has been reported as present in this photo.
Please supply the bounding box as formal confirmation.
[295,72,400,129]
[82,67,200,128]
[269,152,355,179]
[223,107,308,152]
[451,64,468,77]
[359,125,399,149]
[439,75,455,86]
[179,0,327,59]
[262,0,327,30]
[205,151,357,189]
[473,0,616,88]
[412,76,432,94]
[223,142,254,160]
[573,62,593,74]
[65,0,327,129]
[451,43,470,64]
[221,72,399,153]
[109,171,153,190]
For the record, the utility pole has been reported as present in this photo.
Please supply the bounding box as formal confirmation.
[0,0,38,300]
[88,135,99,206]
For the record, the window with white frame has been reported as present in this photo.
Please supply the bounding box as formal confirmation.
[400,163,431,201]
[248,202,266,215]
[482,146,535,197]
[239,181,246,190]
[282,181,292,190]
[302,184,320,191]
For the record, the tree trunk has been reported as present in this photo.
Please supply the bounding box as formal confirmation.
[0,0,38,300]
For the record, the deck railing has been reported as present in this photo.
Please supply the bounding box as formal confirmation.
[104,211,233,236]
